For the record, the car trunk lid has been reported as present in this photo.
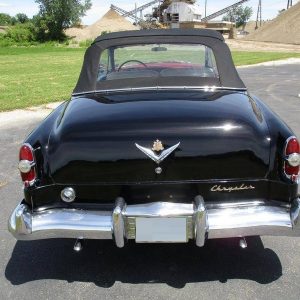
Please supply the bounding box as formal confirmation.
[47,91,270,184]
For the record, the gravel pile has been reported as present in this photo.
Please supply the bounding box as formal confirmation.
[66,9,138,41]
[245,2,300,45]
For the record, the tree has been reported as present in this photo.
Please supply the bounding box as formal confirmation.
[35,0,92,41]
[15,13,29,24]
[0,13,12,26]
[223,6,253,28]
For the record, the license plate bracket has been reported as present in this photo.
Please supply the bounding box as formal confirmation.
[135,217,187,243]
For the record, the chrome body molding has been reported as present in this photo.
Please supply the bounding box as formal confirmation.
[8,198,300,246]
[71,86,248,97]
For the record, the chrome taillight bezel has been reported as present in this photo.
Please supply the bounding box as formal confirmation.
[19,143,37,187]
[283,136,300,183]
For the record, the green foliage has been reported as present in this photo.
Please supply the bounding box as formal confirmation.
[0,13,29,26]
[35,0,92,41]
[223,6,253,28]
[16,13,30,24]
[0,13,12,25]
[10,17,18,25]
[0,34,13,47]
[4,23,37,44]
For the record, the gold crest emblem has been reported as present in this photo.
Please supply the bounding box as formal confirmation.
[152,139,164,152]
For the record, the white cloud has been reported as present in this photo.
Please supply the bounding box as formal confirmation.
[0,2,10,7]
[0,1,39,17]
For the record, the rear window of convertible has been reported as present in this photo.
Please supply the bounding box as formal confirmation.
[97,44,219,82]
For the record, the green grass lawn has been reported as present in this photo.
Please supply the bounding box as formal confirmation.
[0,46,300,111]
[0,47,85,111]
[232,52,300,66]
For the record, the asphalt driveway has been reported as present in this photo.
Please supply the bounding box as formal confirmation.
[0,63,300,300]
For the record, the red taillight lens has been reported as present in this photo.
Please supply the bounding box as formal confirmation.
[19,144,36,186]
[19,144,34,161]
[284,137,300,182]
[20,168,36,184]
[286,138,300,154]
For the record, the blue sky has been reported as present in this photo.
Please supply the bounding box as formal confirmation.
[0,0,299,24]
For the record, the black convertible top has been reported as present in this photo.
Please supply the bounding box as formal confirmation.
[73,29,246,94]
[93,29,225,44]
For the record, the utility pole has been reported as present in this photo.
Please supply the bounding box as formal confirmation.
[287,0,293,9]
[255,0,262,30]
[205,0,208,18]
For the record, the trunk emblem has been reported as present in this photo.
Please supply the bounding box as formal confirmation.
[152,140,164,152]
[135,141,180,165]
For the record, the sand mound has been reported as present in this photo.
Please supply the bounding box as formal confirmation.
[245,3,300,44]
[238,21,268,34]
[66,9,138,41]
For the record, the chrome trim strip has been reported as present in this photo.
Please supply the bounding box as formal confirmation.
[205,200,290,209]
[72,86,248,96]
[8,198,300,244]
[124,202,193,217]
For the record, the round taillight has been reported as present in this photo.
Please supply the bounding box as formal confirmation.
[284,137,300,182]
[19,144,36,186]
[287,153,300,167]
[18,160,32,173]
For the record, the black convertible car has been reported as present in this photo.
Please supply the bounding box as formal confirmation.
[9,29,300,250]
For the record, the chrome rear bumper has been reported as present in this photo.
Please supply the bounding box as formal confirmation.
[8,197,300,247]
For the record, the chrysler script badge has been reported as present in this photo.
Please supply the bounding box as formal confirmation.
[210,184,255,193]
[135,140,180,165]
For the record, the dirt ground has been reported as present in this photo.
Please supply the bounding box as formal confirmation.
[226,39,300,52]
